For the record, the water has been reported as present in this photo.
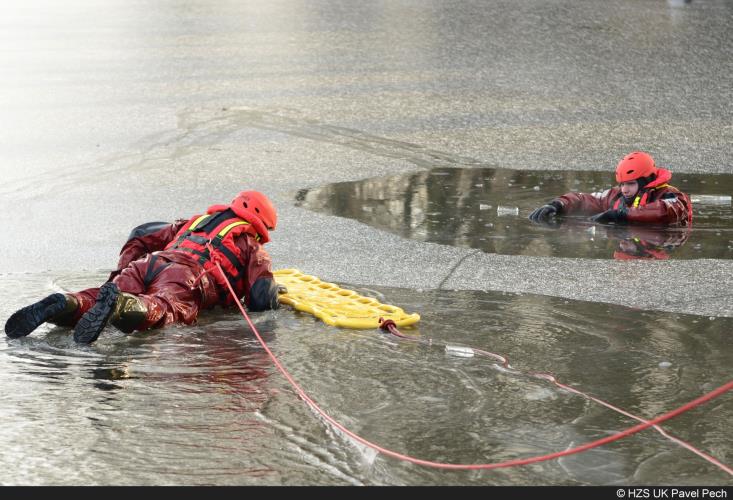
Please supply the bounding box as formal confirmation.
[1,0,732,487]
[1,271,730,485]
[296,167,733,260]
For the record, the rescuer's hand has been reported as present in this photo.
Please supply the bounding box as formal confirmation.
[590,208,627,224]
[529,200,563,223]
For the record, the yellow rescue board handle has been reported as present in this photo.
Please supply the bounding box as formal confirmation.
[273,269,420,329]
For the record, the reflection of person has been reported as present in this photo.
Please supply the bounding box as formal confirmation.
[615,239,669,260]
[5,191,281,344]
[529,151,693,226]
[604,225,690,260]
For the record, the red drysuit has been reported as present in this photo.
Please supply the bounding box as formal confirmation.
[57,209,279,332]
[554,168,692,226]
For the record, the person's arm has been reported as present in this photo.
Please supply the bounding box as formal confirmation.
[234,235,279,311]
[625,191,691,225]
[529,190,611,223]
[554,190,610,216]
[111,220,188,279]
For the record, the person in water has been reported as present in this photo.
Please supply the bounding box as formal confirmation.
[529,151,693,226]
[5,190,281,344]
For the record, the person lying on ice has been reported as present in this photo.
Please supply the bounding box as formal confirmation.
[528,151,693,226]
[4,190,280,344]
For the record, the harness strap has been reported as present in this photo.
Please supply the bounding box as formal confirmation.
[143,254,172,288]
[169,212,252,293]
[209,238,247,278]
[169,214,214,249]
[176,246,210,264]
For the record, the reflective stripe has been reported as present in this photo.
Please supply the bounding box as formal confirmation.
[217,220,249,237]
[189,214,213,231]
[216,220,260,241]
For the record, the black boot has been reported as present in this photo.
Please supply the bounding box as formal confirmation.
[73,283,148,344]
[5,293,78,338]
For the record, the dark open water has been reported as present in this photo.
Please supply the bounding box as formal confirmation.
[297,167,733,261]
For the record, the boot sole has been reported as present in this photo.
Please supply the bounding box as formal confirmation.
[73,283,120,344]
[5,293,67,338]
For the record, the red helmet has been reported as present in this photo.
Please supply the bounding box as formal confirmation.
[230,190,277,230]
[615,151,658,184]
[205,190,277,243]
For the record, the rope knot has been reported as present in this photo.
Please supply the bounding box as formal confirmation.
[378,317,397,331]
[205,241,226,266]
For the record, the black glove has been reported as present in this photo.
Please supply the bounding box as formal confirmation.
[529,201,563,223]
[590,208,627,224]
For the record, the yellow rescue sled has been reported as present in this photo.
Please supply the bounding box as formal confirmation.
[273,269,420,329]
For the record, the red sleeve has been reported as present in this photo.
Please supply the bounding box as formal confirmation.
[116,219,188,271]
[555,190,613,216]
[625,191,692,225]
[232,233,276,307]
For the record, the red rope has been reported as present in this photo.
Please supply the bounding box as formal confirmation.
[381,319,732,474]
[218,264,732,473]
